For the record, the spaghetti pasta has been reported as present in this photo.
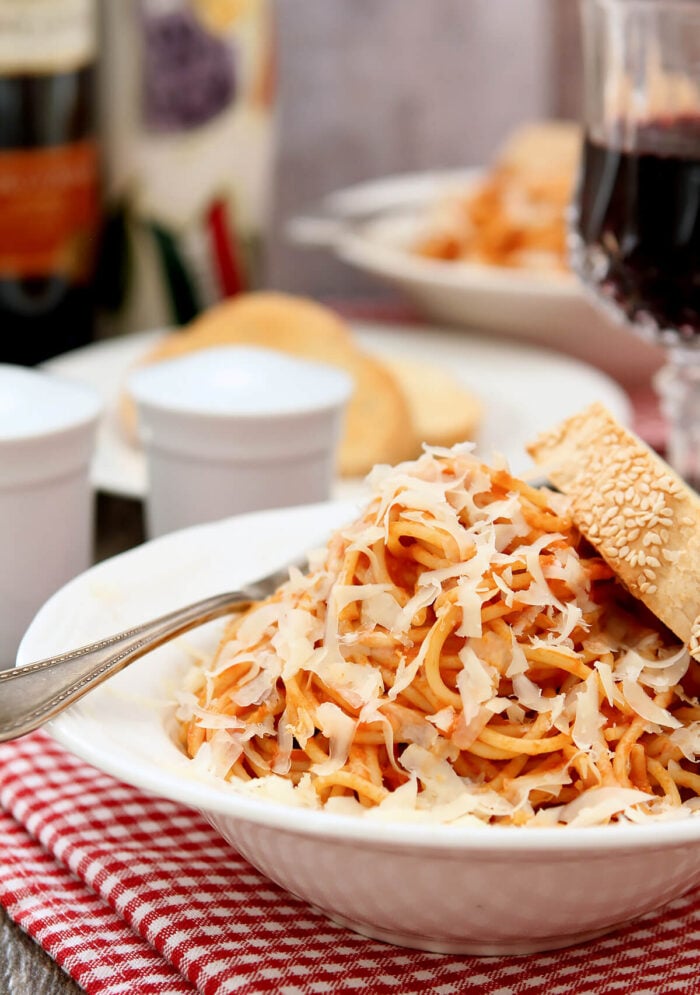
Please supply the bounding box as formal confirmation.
[414,168,571,271]
[177,445,700,826]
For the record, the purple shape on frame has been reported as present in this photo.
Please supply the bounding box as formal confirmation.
[141,3,236,132]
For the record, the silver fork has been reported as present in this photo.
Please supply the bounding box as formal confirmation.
[0,562,295,744]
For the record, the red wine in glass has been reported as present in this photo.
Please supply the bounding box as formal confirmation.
[576,116,700,342]
[575,0,700,492]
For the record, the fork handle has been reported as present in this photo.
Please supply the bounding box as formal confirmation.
[0,589,257,743]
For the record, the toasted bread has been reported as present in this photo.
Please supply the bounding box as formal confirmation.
[180,292,358,363]
[385,358,482,449]
[527,402,700,658]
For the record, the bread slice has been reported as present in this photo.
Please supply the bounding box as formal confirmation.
[496,120,581,182]
[333,349,416,477]
[527,402,700,659]
[178,291,358,364]
[384,357,482,449]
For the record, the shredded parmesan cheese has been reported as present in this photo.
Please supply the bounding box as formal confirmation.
[179,445,700,826]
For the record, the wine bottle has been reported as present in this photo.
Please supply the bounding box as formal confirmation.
[98,0,275,335]
[0,0,100,365]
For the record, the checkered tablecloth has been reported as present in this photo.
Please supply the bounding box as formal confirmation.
[2,728,700,995]
[0,365,684,995]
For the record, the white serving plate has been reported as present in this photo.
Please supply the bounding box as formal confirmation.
[43,319,632,500]
[18,502,700,956]
[288,170,664,385]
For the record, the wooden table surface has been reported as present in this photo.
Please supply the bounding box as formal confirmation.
[1,496,145,995]
[1,906,84,995]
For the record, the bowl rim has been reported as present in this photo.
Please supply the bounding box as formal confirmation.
[337,226,580,299]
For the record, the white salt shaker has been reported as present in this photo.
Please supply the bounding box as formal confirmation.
[0,365,101,669]
[127,346,353,538]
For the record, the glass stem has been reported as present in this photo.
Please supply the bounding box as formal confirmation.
[655,346,700,493]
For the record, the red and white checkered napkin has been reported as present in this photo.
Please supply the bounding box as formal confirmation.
[1,732,699,995]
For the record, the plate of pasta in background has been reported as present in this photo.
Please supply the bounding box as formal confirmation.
[288,121,664,385]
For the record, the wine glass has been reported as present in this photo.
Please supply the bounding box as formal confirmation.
[571,0,700,490]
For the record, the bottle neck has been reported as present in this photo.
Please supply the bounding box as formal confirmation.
[0,66,96,150]
[0,0,97,77]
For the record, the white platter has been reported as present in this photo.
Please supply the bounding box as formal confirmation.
[43,320,632,500]
[288,170,664,384]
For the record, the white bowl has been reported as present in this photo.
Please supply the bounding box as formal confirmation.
[19,502,700,956]
[288,170,665,386]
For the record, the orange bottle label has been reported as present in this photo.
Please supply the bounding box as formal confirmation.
[0,139,99,280]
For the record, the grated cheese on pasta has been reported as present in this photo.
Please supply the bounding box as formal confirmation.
[177,445,700,826]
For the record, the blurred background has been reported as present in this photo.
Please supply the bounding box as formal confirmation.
[94,0,583,325]
[2,0,586,343]
[268,0,581,296]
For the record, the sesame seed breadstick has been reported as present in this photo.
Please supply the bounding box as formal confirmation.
[527,402,700,659]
